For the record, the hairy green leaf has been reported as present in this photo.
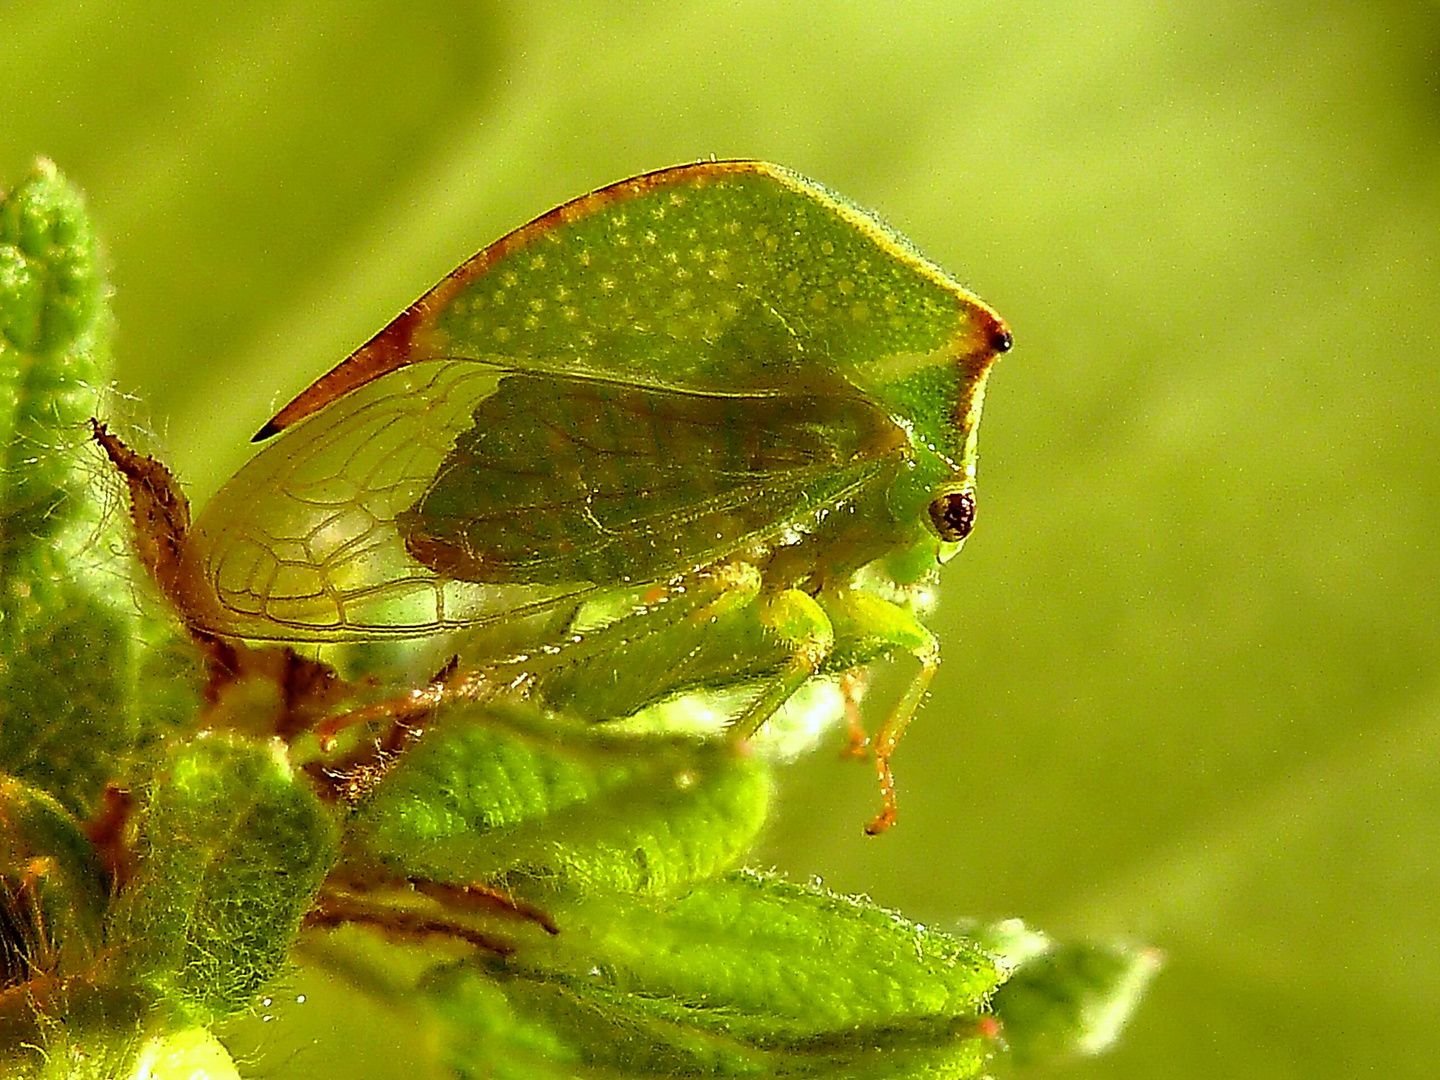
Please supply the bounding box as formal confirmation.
[0,161,199,815]
[111,734,339,1023]
[424,871,1004,1079]
[348,700,770,898]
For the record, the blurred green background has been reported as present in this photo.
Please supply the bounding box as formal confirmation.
[5,2,1438,1076]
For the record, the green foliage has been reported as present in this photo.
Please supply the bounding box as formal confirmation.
[110,733,339,1024]
[0,162,1153,1078]
[0,161,335,1077]
[0,160,139,816]
[349,701,771,897]
[977,920,1162,1070]
[0,776,108,982]
[0,160,99,360]
[427,872,1003,1079]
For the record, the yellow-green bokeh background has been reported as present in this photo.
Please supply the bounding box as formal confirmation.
[6,3,1438,1076]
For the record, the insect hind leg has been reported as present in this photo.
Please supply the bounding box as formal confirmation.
[524,561,766,720]
[821,590,940,835]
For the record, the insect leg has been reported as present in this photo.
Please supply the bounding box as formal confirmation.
[305,869,561,955]
[727,589,836,743]
[540,562,763,675]
[305,884,518,955]
[839,669,872,757]
[408,879,560,935]
[822,591,939,835]
[528,562,765,721]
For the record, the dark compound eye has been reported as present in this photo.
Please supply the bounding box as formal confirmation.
[928,489,976,542]
[989,327,1013,354]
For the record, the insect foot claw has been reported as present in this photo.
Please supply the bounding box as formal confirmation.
[866,747,901,835]
[865,807,897,836]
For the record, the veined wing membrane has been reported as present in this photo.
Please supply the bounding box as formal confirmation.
[177,360,909,641]
[401,372,907,586]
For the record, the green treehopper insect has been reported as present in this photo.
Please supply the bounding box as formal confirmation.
[172,161,1012,833]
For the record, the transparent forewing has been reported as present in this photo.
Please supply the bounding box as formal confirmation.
[178,361,908,641]
[401,372,909,587]
[177,362,600,640]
